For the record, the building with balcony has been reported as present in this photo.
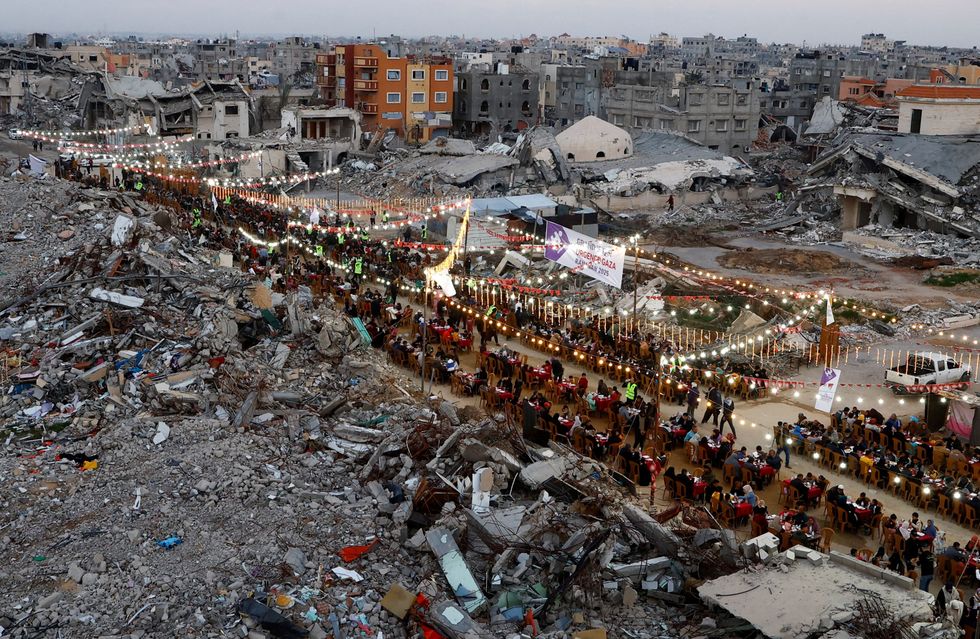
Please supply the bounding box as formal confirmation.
[315,44,453,142]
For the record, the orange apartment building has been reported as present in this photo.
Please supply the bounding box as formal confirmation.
[315,44,453,143]
[838,76,914,107]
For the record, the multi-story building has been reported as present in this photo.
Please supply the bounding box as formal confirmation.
[192,39,244,81]
[539,63,559,120]
[838,76,914,106]
[454,63,539,135]
[789,50,876,101]
[929,60,980,85]
[315,44,453,142]
[681,34,722,60]
[604,81,760,154]
[649,33,680,54]
[552,34,622,50]
[64,45,110,72]
[760,80,814,134]
[269,37,320,86]
[552,57,625,125]
[861,33,894,53]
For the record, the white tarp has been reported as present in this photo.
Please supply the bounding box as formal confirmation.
[544,221,625,289]
[28,155,48,176]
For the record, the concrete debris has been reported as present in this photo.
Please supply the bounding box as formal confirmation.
[699,545,948,639]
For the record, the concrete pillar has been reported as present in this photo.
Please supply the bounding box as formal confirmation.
[840,195,860,231]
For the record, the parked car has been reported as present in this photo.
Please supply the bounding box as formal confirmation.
[885,352,971,393]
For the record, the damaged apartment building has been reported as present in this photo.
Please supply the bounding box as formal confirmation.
[78,75,252,139]
[604,80,760,155]
[0,48,81,122]
[551,56,760,155]
[454,60,539,136]
[807,83,980,238]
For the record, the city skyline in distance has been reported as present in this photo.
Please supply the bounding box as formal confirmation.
[4,0,979,49]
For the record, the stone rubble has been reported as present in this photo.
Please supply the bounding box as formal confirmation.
[0,177,733,639]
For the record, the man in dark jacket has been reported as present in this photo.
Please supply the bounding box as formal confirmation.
[701,386,723,426]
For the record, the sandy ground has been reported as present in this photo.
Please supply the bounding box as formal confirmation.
[658,234,980,307]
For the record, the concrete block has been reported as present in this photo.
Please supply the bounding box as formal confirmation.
[828,550,915,590]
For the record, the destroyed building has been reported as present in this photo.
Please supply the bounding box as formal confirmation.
[807,131,980,238]
[567,129,763,212]
[604,81,761,155]
[0,49,82,122]
[78,75,252,139]
[454,63,539,136]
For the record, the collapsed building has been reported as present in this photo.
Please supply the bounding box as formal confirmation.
[0,48,85,127]
[570,128,765,212]
[808,131,980,239]
[78,74,253,139]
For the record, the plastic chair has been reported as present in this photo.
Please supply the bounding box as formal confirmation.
[820,528,835,553]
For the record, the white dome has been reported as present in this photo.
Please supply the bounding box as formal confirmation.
[555,116,634,163]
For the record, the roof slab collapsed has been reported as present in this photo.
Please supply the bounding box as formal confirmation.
[807,131,980,238]
[572,130,755,197]
[698,545,951,639]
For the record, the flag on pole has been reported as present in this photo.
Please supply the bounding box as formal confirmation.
[211,192,219,212]
[826,296,835,326]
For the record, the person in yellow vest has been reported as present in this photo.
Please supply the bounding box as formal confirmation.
[421,224,428,240]
[354,256,363,276]
[382,210,390,225]
[625,380,639,405]
[338,231,345,245]
[315,245,324,257]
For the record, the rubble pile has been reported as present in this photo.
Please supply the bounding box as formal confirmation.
[0,178,747,638]
[658,198,782,229]
[847,226,980,267]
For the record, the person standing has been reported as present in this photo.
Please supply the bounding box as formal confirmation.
[625,379,638,405]
[777,421,792,469]
[701,385,722,426]
[720,395,736,437]
[686,383,700,416]
[918,550,935,593]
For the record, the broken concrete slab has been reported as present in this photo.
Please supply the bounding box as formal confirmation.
[610,557,671,578]
[621,504,681,556]
[111,214,135,246]
[89,287,145,308]
[426,527,487,614]
[428,600,494,639]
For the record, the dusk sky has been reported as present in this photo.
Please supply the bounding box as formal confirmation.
[6,0,979,48]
